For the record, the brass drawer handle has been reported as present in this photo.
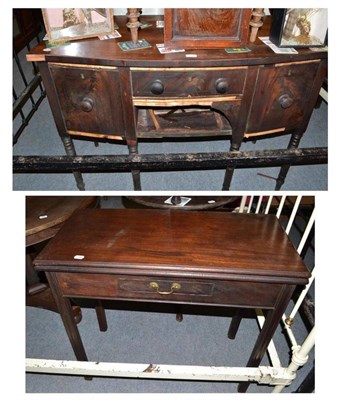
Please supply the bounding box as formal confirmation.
[149,281,181,295]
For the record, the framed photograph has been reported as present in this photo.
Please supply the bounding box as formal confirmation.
[270,8,328,48]
[42,8,114,42]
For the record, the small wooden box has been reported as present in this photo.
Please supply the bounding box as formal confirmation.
[164,8,252,49]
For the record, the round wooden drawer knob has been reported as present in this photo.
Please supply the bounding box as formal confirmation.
[80,97,94,112]
[150,80,164,95]
[279,94,294,109]
[215,78,229,94]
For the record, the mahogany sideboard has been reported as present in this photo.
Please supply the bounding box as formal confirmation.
[26,14,327,190]
[34,208,310,392]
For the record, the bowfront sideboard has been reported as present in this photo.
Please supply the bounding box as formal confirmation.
[26,15,327,190]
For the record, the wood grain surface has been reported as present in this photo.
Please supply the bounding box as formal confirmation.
[34,208,309,283]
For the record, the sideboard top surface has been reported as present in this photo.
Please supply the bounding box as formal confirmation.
[27,15,327,67]
[34,208,310,284]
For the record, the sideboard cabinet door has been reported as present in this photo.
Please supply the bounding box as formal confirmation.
[49,64,125,138]
[246,61,320,134]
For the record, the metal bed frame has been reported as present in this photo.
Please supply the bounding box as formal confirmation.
[13,10,46,145]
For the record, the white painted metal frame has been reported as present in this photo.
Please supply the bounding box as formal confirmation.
[26,195,315,392]
[253,195,315,391]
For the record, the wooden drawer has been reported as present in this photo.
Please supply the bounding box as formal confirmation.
[57,272,282,309]
[131,67,247,98]
[49,63,125,138]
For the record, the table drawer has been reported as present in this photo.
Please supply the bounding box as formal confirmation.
[57,272,282,309]
[131,67,247,98]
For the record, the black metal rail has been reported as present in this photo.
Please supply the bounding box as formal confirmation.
[13,147,327,173]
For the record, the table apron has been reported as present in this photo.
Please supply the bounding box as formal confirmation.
[56,272,286,309]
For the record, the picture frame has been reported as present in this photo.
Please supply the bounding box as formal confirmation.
[42,8,114,42]
[164,9,252,49]
[270,8,328,48]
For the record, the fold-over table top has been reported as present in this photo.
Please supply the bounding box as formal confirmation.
[34,208,310,285]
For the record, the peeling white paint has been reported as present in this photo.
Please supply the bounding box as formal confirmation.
[26,359,295,386]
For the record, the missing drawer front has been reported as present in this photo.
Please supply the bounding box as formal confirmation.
[136,107,233,138]
[119,278,214,296]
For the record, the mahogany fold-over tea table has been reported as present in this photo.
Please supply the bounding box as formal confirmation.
[34,208,310,392]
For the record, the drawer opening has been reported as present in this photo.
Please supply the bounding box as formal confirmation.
[136,106,232,139]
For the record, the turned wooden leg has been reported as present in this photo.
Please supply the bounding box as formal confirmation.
[128,141,142,190]
[275,132,303,190]
[222,143,240,190]
[61,136,85,191]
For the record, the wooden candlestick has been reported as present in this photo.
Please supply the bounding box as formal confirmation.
[126,8,142,44]
[249,8,265,43]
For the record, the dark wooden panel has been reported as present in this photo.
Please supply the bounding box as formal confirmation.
[131,67,247,97]
[164,9,252,49]
[246,60,320,133]
[50,64,125,137]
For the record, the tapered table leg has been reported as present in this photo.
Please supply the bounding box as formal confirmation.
[228,309,242,339]
[238,285,295,393]
[46,272,88,363]
[95,300,108,332]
